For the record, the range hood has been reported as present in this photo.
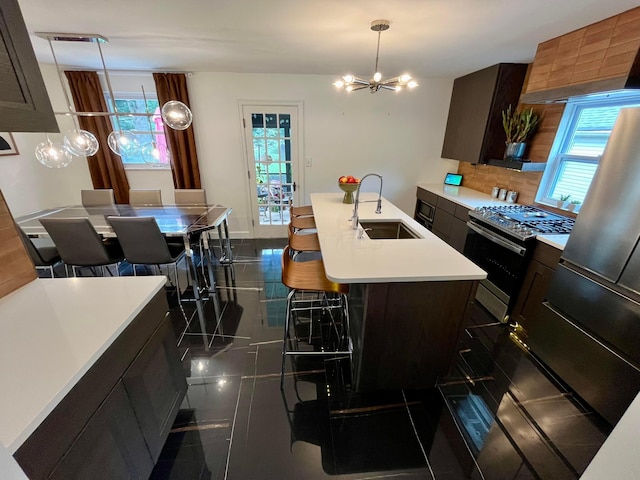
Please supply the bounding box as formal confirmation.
[521,78,640,104]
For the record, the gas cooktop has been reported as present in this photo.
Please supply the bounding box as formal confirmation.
[469,205,575,241]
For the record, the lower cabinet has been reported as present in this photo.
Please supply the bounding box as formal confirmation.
[15,290,187,480]
[49,382,154,480]
[510,241,562,338]
[416,188,469,253]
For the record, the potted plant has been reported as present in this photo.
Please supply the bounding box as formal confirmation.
[502,105,541,160]
[557,194,571,209]
[568,199,581,212]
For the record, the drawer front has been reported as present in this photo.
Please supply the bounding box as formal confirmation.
[454,204,470,222]
[529,302,640,425]
[416,187,438,206]
[437,196,456,215]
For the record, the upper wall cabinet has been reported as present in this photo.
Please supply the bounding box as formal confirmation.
[441,63,528,164]
[0,0,58,132]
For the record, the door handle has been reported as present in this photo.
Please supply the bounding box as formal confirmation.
[293,181,297,192]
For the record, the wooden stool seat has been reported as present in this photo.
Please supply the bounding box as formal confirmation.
[287,224,321,253]
[291,205,314,217]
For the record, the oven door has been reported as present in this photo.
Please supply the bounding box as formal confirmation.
[464,220,531,321]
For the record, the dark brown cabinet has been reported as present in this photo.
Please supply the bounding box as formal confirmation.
[441,63,527,164]
[0,0,58,132]
[430,195,469,253]
[15,290,186,480]
[511,241,562,337]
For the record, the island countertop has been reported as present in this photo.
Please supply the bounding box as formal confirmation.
[0,277,166,454]
[310,193,487,283]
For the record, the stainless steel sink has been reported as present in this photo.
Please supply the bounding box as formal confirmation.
[359,220,422,240]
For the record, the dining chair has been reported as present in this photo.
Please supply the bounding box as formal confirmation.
[18,228,62,278]
[129,189,163,206]
[107,216,188,304]
[39,218,124,277]
[81,189,115,207]
[174,189,207,206]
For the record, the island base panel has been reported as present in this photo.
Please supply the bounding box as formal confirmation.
[351,280,477,392]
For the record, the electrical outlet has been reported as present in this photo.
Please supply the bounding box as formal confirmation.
[305,157,312,167]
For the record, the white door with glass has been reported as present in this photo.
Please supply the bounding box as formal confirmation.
[242,104,302,237]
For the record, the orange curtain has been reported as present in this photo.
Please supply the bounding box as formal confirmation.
[64,71,130,204]
[153,73,201,189]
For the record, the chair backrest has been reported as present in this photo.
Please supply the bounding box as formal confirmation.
[129,189,162,206]
[81,189,115,207]
[107,216,173,264]
[39,218,113,266]
[18,228,47,266]
[174,189,207,206]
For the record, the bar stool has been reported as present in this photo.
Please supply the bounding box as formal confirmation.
[290,215,316,232]
[288,223,321,261]
[291,205,313,218]
[280,245,351,389]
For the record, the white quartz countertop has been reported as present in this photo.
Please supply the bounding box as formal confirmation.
[310,193,487,283]
[417,183,513,209]
[418,183,569,251]
[0,277,166,453]
[536,234,569,250]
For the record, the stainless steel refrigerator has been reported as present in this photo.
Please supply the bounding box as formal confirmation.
[528,107,640,426]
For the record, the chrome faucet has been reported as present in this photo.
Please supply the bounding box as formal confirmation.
[352,173,383,229]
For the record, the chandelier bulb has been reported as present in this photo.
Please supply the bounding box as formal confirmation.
[333,80,345,88]
[343,74,355,84]
[399,74,412,84]
[407,80,418,89]
[373,72,382,82]
[346,85,354,93]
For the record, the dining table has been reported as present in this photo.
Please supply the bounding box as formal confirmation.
[16,203,234,351]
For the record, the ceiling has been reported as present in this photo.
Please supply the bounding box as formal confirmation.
[18,0,640,79]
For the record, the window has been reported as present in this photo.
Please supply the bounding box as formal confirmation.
[104,93,170,168]
[536,91,640,208]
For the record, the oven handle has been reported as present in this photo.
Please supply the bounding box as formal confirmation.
[467,221,526,256]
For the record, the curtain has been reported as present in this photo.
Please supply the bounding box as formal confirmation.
[64,71,130,204]
[153,73,201,189]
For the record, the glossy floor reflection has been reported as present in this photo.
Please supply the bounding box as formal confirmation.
[148,239,610,480]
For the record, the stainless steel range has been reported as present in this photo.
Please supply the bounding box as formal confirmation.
[464,205,574,322]
[469,205,574,241]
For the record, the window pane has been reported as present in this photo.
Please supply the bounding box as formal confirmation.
[550,158,599,203]
[566,105,624,156]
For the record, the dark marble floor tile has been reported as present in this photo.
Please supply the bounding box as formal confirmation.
[151,239,611,480]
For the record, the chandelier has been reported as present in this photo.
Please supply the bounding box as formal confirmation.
[333,19,418,94]
[34,33,193,168]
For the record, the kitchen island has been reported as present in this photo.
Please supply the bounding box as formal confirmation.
[310,193,486,391]
[1,277,187,479]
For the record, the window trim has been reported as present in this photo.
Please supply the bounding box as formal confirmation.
[535,90,640,209]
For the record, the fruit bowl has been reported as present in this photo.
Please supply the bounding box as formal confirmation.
[338,181,360,204]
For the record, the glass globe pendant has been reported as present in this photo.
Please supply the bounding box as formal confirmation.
[63,129,99,156]
[161,100,193,130]
[141,141,170,164]
[107,130,139,156]
[35,138,73,168]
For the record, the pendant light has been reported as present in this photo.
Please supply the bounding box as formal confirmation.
[35,135,73,168]
[45,36,99,159]
[333,19,418,94]
[161,100,193,130]
[34,32,194,165]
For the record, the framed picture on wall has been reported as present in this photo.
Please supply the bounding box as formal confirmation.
[0,133,19,156]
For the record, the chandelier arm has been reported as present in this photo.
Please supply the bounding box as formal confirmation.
[380,85,399,91]
[350,85,369,91]
[350,77,370,86]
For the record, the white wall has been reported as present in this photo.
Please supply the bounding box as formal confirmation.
[188,72,458,236]
[0,66,458,236]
